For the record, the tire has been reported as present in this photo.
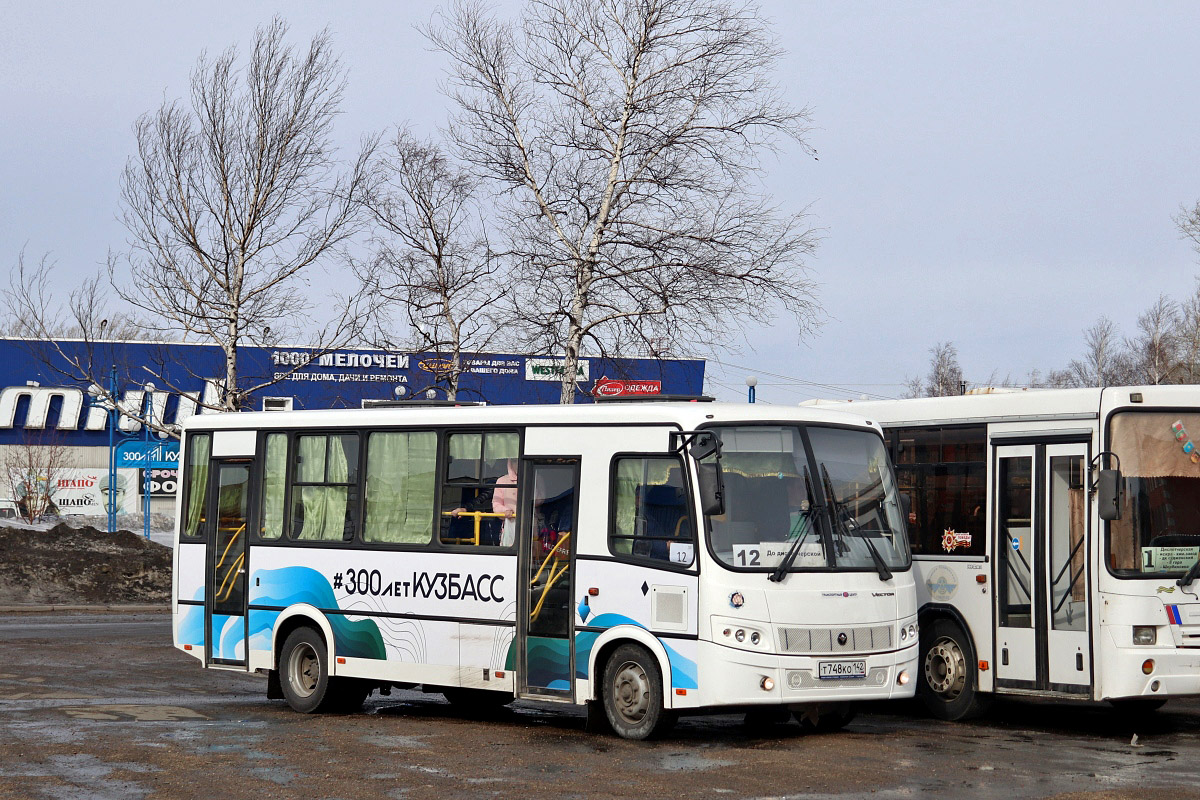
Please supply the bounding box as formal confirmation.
[601,644,675,740]
[279,627,340,714]
[918,618,987,721]
[794,704,857,733]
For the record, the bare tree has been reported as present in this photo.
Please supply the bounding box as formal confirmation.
[1174,280,1200,383]
[906,341,964,398]
[8,19,376,422]
[1124,296,1179,385]
[359,129,505,401]
[2,429,75,523]
[1062,315,1131,387]
[429,0,819,403]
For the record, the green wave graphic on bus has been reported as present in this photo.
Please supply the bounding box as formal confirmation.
[251,567,387,660]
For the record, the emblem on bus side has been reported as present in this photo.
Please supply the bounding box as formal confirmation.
[926,566,958,601]
[941,528,972,553]
[729,592,745,608]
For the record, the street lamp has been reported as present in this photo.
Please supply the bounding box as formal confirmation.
[86,370,166,538]
[746,375,757,404]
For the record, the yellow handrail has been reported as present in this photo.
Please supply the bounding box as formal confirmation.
[214,523,246,570]
[529,532,571,623]
[440,510,507,545]
[217,552,244,602]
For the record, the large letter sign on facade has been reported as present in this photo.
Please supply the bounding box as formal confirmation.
[0,340,704,447]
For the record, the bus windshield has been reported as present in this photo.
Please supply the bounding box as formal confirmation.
[1108,411,1200,577]
[705,424,910,572]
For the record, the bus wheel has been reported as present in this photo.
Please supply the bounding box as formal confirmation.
[602,644,675,740]
[919,619,986,721]
[279,627,337,713]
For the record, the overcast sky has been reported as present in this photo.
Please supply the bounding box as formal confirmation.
[4,1,1200,403]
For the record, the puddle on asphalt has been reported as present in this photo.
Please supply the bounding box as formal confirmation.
[58,704,208,721]
[0,753,158,800]
[361,734,432,749]
[244,765,301,785]
[658,751,735,771]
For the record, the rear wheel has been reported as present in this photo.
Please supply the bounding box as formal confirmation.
[280,627,338,713]
[602,644,676,740]
[919,618,987,721]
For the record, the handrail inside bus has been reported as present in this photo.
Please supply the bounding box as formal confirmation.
[440,510,508,546]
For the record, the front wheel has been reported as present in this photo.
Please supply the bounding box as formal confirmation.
[918,618,987,721]
[602,644,675,740]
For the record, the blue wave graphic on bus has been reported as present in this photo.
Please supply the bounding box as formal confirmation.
[576,613,698,689]
[251,566,387,660]
[177,604,205,648]
[248,609,282,652]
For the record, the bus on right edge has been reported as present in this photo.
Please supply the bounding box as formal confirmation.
[840,386,1200,719]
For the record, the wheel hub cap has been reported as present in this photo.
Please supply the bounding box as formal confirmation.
[925,636,967,699]
[612,661,650,723]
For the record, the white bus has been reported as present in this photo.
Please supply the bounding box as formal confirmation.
[842,386,1200,719]
[172,400,917,739]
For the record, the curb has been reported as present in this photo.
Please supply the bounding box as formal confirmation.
[0,604,169,614]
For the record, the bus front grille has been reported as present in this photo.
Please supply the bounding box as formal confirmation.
[786,668,890,690]
[777,625,893,654]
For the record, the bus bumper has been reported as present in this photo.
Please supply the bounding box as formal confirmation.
[688,639,919,708]
[1100,646,1200,700]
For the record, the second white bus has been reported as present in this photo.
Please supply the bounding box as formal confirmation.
[845,386,1200,719]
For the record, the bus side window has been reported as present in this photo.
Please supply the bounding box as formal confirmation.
[610,456,694,565]
[892,426,986,556]
[290,433,359,543]
[439,431,520,547]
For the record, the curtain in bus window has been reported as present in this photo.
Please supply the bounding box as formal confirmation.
[364,431,436,544]
[260,433,286,539]
[1111,413,1200,478]
[611,459,640,555]
[293,435,351,542]
[447,433,482,481]
[184,434,211,538]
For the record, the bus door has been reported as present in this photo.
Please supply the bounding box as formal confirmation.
[994,442,1091,694]
[204,459,254,667]
[516,458,580,700]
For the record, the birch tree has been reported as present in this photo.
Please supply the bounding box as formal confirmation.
[429,0,819,403]
[906,341,964,397]
[9,18,375,418]
[359,129,504,401]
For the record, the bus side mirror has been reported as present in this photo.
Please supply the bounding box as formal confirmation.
[1096,469,1123,521]
[696,463,725,516]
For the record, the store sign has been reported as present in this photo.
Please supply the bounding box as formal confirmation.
[525,358,590,382]
[138,468,178,497]
[51,468,138,515]
[116,440,180,469]
[592,379,661,397]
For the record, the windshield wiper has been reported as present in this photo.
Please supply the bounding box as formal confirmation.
[1177,558,1200,590]
[821,465,892,582]
[770,467,823,583]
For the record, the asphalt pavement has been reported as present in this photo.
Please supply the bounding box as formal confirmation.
[1,612,1199,800]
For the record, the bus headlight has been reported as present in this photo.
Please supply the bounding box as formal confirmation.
[1133,626,1157,646]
